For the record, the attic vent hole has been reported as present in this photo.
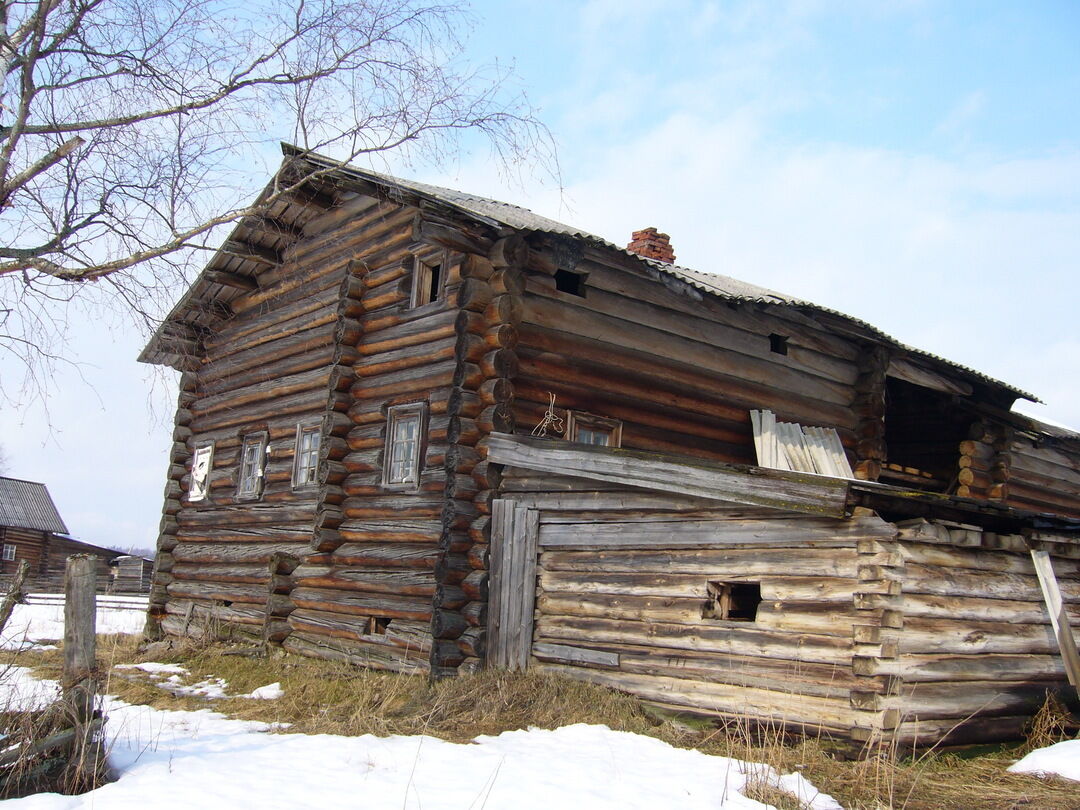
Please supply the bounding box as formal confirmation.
[769,334,789,355]
[703,581,761,622]
[554,269,586,297]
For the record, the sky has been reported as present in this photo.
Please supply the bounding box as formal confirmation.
[1,0,1078,551]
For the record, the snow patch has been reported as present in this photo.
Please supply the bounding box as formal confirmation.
[0,668,844,810]
[243,682,284,700]
[1008,739,1080,782]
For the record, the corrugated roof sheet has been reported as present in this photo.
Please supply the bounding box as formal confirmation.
[142,147,1038,402]
[322,158,1037,401]
[0,477,69,534]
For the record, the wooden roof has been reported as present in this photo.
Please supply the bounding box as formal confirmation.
[0,477,69,534]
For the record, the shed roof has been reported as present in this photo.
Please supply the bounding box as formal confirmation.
[0,477,69,534]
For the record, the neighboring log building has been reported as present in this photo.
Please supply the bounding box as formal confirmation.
[0,477,142,591]
[140,146,1080,749]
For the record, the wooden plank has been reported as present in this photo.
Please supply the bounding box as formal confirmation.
[517,506,540,670]
[537,515,891,550]
[488,499,513,668]
[484,433,850,517]
[532,642,620,668]
[1031,550,1080,691]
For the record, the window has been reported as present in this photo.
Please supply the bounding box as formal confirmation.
[769,333,789,355]
[189,443,215,502]
[2,544,15,562]
[236,433,268,499]
[383,403,427,488]
[703,581,761,622]
[411,252,445,307]
[554,268,586,297]
[293,423,321,489]
[566,411,622,447]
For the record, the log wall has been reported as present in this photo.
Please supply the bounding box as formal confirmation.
[492,467,902,740]
[154,190,373,645]
[884,520,1080,748]
[0,527,48,575]
[514,245,864,467]
[281,203,477,674]
[1006,436,1080,518]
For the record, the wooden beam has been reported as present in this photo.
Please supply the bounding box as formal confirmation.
[484,433,850,517]
[204,269,258,291]
[221,240,282,267]
[887,357,974,397]
[1031,550,1080,694]
[239,215,304,242]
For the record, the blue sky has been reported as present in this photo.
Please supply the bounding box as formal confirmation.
[2,0,1078,551]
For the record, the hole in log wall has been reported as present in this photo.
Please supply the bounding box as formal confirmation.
[768,334,788,355]
[702,581,761,621]
[554,269,586,297]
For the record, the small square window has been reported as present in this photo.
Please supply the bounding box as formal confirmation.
[2,544,15,562]
[411,253,445,307]
[566,411,622,447]
[703,581,761,622]
[236,433,267,500]
[189,443,215,502]
[383,403,427,488]
[769,333,789,355]
[554,268,586,297]
[292,423,321,489]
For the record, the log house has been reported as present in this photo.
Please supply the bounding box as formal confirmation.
[140,146,1080,747]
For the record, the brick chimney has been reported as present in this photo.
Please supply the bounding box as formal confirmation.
[626,227,676,264]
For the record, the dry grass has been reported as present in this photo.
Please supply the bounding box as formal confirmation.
[8,637,1080,809]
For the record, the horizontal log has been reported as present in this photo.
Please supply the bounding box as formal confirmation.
[540,547,861,577]
[290,586,431,621]
[858,653,1065,682]
[284,629,430,673]
[534,614,852,665]
[534,663,858,729]
[484,433,852,518]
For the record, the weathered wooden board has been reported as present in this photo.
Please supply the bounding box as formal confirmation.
[484,434,850,516]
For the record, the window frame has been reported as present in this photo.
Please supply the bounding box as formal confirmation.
[2,544,15,562]
[382,402,428,490]
[410,250,448,308]
[188,442,215,503]
[565,411,623,448]
[292,420,322,490]
[235,431,269,501]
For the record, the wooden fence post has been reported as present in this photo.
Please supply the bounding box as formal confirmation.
[62,555,108,789]
[0,559,30,635]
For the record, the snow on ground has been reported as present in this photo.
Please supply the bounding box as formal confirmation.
[0,666,843,810]
[1008,740,1080,782]
[0,596,147,650]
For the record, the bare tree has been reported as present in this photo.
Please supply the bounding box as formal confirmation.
[0,0,551,398]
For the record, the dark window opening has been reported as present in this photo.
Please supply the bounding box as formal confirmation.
[882,377,970,490]
[366,617,391,635]
[554,268,586,297]
[769,333,789,355]
[703,581,761,622]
